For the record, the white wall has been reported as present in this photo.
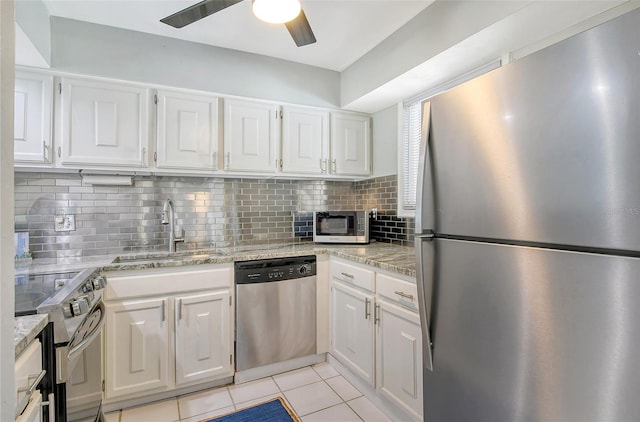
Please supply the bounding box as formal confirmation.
[371,104,399,178]
[15,0,50,65]
[340,1,526,109]
[0,0,15,418]
[50,17,341,108]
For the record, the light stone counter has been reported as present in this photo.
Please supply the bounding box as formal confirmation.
[14,242,413,357]
[20,241,416,279]
[103,241,416,278]
[14,314,48,358]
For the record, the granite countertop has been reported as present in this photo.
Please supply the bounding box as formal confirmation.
[103,241,416,278]
[18,241,416,278]
[14,242,414,352]
[14,314,48,358]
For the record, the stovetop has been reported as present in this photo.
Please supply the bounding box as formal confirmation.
[15,271,81,316]
[16,267,106,345]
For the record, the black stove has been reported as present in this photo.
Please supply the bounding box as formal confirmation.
[15,267,107,422]
[15,271,80,316]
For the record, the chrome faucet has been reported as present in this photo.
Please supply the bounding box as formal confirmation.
[161,198,184,252]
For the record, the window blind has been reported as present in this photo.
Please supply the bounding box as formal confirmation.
[402,101,422,210]
[400,60,502,212]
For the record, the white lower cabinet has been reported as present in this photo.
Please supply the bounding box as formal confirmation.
[15,340,43,422]
[329,258,423,421]
[330,281,375,385]
[376,299,423,420]
[105,297,171,399]
[175,291,232,386]
[15,392,42,422]
[103,265,233,403]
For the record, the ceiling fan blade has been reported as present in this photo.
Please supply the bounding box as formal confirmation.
[285,9,316,47]
[160,0,243,28]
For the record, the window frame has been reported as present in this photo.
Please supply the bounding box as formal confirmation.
[396,60,503,217]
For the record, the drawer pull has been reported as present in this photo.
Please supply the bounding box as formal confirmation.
[365,298,371,320]
[340,272,354,279]
[394,291,415,300]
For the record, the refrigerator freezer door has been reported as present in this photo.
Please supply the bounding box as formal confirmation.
[415,101,435,235]
[429,8,640,252]
[425,238,640,422]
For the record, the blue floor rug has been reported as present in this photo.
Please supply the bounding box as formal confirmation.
[203,397,299,422]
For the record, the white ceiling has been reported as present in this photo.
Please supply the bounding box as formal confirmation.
[41,0,433,71]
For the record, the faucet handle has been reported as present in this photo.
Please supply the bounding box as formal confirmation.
[175,227,185,243]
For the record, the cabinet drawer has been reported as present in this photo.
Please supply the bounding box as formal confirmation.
[330,259,374,292]
[15,340,42,415]
[105,265,232,299]
[376,274,418,312]
[15,391,42,422]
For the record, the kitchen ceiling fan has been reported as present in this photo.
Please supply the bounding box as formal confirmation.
[160,0,316,47]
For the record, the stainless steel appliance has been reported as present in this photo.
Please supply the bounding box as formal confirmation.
[415,8,640,422]
[313,211,369,244]
[235,256,317,383]
[17,268,107,422]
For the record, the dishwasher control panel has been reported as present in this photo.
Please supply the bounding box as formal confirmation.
[235,255,316,284]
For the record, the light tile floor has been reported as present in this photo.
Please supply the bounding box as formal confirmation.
[105,362,393,422]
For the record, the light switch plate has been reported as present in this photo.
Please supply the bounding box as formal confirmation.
[54,214,76,232]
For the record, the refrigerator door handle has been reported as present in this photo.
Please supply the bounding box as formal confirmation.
[415,101,435,234]
[416,234,434,371]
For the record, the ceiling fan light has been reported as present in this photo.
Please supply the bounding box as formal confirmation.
[252,0,301,24]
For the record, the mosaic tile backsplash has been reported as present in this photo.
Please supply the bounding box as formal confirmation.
[14,172,415,259]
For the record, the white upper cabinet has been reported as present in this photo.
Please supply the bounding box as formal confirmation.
[223,99,278,173]
[155,90,219,171]
[58,77,150,168]
[14,71,53,164]
[281,106,329,175]
[330,112,371,176]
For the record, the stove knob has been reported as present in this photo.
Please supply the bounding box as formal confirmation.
[92,276,106,290]
[62,303,74,318]
[71,296,90,316]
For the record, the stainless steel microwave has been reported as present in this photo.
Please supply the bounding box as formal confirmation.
[313,211,370,244]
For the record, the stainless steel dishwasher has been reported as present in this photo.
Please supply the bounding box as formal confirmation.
[235,255,317,382]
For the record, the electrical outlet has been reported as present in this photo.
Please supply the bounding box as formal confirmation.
[54,214,76,232]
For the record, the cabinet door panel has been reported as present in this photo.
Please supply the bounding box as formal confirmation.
[175,290,232,386]
[223,99,276,172]
[282,107,328,174]
[330,281,374,385]
[14,72,52,164]
[60,78,149,167]
[105,297,170,399]
[156,90,218,170]
[376,300,423,420]
[330,113,370,176]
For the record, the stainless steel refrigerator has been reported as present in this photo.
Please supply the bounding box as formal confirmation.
[415,7,640,422]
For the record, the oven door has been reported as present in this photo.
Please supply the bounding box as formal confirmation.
[57,302,106,422]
